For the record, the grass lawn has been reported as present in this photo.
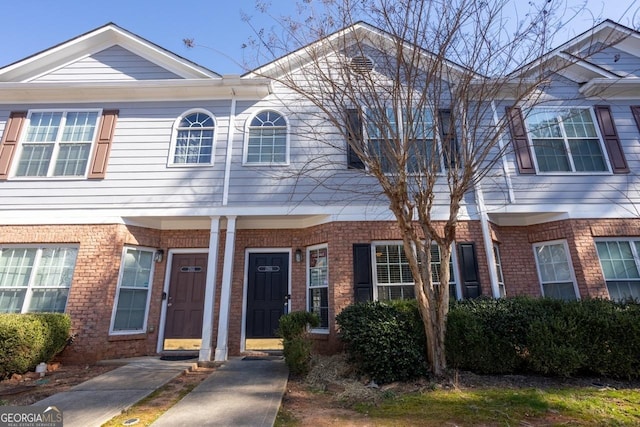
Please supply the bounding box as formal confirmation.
[352,386,640,426]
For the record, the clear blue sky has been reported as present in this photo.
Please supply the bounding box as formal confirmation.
[0,0,637,74]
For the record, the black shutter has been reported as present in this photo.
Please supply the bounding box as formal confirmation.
[594,105,628,174]
[506,106,536,174]
[458,243,481,299]
[346,108,365,169]
[439,109,458,169]
[353,244,373,302]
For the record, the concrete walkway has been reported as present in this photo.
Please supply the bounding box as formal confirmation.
[34,357,197,427]
[151,357,288,427]
[33,356,288,427]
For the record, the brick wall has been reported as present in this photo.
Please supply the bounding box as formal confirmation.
[492,218,640,299]
[4,217,637,362]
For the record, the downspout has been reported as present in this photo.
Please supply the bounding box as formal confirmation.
[222,97,237,206]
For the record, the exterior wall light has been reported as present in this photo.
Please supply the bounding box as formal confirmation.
[154,249,164,263]
[295,249,303,263]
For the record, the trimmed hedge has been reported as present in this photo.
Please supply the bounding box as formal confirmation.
[0,313,71,379]
[336,300,428,384]
[446,297,640,379]
[336,298,640,381]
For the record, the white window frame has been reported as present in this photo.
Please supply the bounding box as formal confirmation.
[523,107,612,175]
[0,244,78,313]
[364,106,445,174]
[242,109,290,166]
[12,109,102,179]
[532,240,580,300]
[493,244,506,298]
[594,238,640,301]
[306,244,329,333]
[371,241,459,301]
[168,108,216,167]
[109,246,155,335]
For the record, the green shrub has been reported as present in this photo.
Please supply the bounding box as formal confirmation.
[0,313,71,379]
[447,297,640,379]
[277,311,319,376]
[336,300,428,384]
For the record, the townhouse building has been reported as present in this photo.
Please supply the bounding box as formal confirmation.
[0,20,639,363]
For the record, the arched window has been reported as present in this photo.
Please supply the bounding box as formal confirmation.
[245,110,288,164]
[171,110,215,165]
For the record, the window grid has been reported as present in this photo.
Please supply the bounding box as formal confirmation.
[525,108,607,173]
[17,111,99,177]
[0,247,77,313]
[111,248,154,333]
[246,110,287,164]
[307,246,329,329]
[373,243,455,301]
[595,240,640,301]
[173,112,215,165]
[533,241,578,300]
[366,108,438,174]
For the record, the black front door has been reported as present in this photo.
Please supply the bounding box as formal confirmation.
[246,252,289,339]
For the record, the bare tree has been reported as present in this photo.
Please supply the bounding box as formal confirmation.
[238,0,622,376]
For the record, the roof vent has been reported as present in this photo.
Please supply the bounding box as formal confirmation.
[349,55,374,74]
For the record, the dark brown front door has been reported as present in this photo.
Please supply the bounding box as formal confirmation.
[246,252,289,339]
[164,253,207,341]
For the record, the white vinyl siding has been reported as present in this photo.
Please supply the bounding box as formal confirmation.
[533,240,579,300]
[0,246,78,313]
[307,245,329,330]
[524,107,609,173]
[595,240,640,301]
[111,247,154,333]
[15,110,100,178]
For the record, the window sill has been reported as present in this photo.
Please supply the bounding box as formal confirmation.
[108,332,147,341]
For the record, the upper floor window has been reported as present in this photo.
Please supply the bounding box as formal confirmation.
[367,108,439,174]
[532,240,578,300]
[595,239,640,301]
[244,110,288,165]
[524,108,609,173]
[15,110,100,177]
[171,110,215,165]
[0,246,78,313]
[372,242,457,301]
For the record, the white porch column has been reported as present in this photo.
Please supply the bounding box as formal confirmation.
[214,215,237,361]
[199,216,221,362]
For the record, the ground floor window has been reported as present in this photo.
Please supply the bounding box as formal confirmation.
[595,239,640,301]
[110,247,154,333]
[493,244,506,297]
[533,240,578,300]
[0,246,78,313]
[373,242,457,301]
[307,245,328,330]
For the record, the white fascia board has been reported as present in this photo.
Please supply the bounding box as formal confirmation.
[0,77,272,103]
[0,203,476,228]
[580,78,640,99]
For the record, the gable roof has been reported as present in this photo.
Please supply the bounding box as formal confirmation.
[245,20,480,82]
[510,20,640,98]
[0,22,220,82]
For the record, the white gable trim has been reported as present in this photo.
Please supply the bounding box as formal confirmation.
[0,23,219,82]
